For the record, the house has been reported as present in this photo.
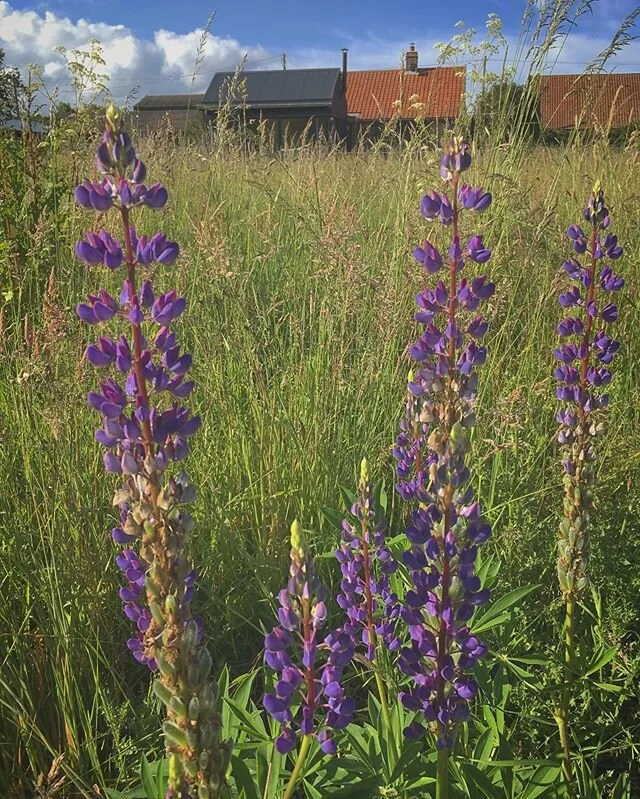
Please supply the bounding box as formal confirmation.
[132,94,204,133]
[200,56,348,149]
[346,45,465,142]
[537,72,640,130]
[132,46,464,148]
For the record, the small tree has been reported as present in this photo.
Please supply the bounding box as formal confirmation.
[0,48,23,123]
[472,79,540,145]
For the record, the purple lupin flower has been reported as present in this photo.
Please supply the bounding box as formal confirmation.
[263,520,355,757]
[76,105,229,799]
[336,458,400,661]
[393,138,493,753]
[555,182,623,600]
[553,183,624,788]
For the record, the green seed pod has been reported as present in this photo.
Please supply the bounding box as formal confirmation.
[448,575,464,602]
[152,678,173,707]
[165,594,178,617]
[149,601,165,627]
[198,648,212,683]
[198,749,209,770]
[184,756,198,779]
[156,654,176,680]
[197,785,210,799]
[163,720,190,749]
[188,696,200,722]
[168,753,182,783]
[180,620,198,654]
[169,695,188,720]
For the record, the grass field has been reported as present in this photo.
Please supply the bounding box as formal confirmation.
[1,129,640,794]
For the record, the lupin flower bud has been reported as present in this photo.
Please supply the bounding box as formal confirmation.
[263,521,355,756]
[336,459,400,660]
[394,139,493,753]
[554,182,624,600]
[76,109,229,798]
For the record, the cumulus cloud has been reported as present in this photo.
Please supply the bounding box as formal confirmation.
[0,1,273,102]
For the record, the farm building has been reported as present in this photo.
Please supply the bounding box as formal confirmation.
[132,94,204,133]
[537,72,640,130]
[199,59,348,148]
[132,46,464,148]
[346,46,465,142]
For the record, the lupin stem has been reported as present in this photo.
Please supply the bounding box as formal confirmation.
[282,734,312,799]
[373,666,398,761]
[556,594,576,792]
[436,747,449,799]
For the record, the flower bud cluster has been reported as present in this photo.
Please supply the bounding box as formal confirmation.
[394,138,493,750]
[76,106,228,797]
[336,459,400,660]
[263,521,355,755]
[554,183,623,599]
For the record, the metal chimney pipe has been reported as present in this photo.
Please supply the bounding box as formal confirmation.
[342,48,348,94]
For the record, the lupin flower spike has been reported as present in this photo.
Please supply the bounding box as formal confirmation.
[393,137,493,754]
[554,181,623,601]
[336,458,400,661]
[553,183,624,788]
[263,520,355,757]
[76,105,229,798]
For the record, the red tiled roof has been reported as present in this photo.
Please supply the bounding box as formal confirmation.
[346,66,465,121]
[538,72,640,129]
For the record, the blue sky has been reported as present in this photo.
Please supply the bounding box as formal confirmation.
[1,0,639,99]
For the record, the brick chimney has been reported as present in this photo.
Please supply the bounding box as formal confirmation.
[405,43,418,72]
[342,48,348,93]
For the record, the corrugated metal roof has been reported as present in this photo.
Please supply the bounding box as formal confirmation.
[346,67,465,121]
[134,94,204,111]
[538,73,640,129]
[202,68,341,108]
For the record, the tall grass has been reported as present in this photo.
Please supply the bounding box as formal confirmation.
[1,131,639,795]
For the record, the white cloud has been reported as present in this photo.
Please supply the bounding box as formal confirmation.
[0,1,273,103]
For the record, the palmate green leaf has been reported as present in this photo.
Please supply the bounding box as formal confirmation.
[339,485,358,512]
[302,778,324,799]
[224,696,270,741]
[583,645,618,677]
[403,775,437,789]
[592,680,623,693]
[323,775,382,798]
[473,727,498,764]
[155,759,166,799]
[374,479,388,517]
[460,762,502,798]
[319,505,344,531]
[230,754,259,799]
[389,738,426,783]
[140,755,157,799]
[501,658,544,690]
[475,551,502,589]
[472,584,539,634]
[343,725,376,773]
[611,771,630,799]
[518,763,563,799]
[255,739,283,799]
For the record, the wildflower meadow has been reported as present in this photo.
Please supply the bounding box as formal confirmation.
[1,7,640,799]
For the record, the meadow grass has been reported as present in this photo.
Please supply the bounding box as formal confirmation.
[1,132,639,794]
